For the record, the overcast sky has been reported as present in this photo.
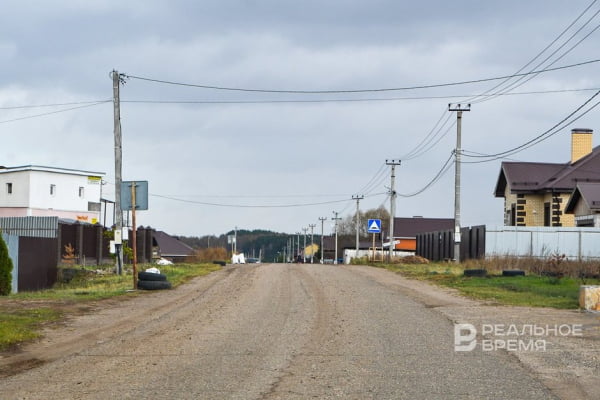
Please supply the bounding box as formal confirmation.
[1,0,599,237]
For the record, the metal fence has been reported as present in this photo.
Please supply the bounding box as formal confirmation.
[485,226,600,260]
[0,216,58,238]
[416,226,485,262]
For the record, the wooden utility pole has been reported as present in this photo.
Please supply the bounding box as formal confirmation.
[131,182,137,289]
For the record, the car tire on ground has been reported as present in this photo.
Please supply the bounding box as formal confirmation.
[137,280,172,290]
[138,271,168,281]
[463,269,487,277]
[502,270,525,277]
[213,260,226,266]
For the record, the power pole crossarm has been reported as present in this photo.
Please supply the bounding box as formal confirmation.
[448,103,471,263]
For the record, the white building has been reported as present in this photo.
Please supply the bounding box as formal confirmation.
[0,165,105,223]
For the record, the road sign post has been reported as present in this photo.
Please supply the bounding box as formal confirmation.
[367,219,382,262]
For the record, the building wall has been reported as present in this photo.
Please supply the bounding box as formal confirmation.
[0,169,102,222]
[0,171,31,207]
[503,185,574,227]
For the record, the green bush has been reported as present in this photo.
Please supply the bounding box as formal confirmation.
[0,234,14,295]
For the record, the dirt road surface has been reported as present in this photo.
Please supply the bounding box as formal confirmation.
[1,263,598,399]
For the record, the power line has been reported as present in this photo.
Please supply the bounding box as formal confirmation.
[149,192,387,208]
[463,0,599,104]
[122,59,600,94]
[462,89,600,163]
[0,100,112,110]
[397,153,455,198]
[118,87,600,104]
[0,101,110,125]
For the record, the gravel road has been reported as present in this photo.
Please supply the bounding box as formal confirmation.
[1,263,586,399]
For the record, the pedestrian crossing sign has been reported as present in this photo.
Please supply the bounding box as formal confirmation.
[367,219,382,233]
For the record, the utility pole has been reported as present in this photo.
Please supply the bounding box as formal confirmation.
[448,104,470,263]
[308,223,316,264]
[352,195,364,261]
[318,217,327,263]
[302,227,308,263]
[112,70,124,275]
[332,211,342,264]
[386,159,401,262]
[234,226,238,254]
[296,232,300,262]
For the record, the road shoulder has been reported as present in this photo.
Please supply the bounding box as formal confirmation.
[344,264,600,400]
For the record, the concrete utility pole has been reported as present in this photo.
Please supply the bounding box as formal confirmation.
[332,211,342,264]
[448,104,470,263]
[302,227,308,263]
[318,217,327,263]
[112,70,124,275]
[386,160,401,262]
[352,195,364,261]
[296,232,300,261]
[234,226,238,254]
[308,223,316,264]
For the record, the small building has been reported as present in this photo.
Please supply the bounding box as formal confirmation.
[494,128,600,227]
[564,183,600,227]
[0,165,104,223]
[153,230,194,262]
[390,217,454,251]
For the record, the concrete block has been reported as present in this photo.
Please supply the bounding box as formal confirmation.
[579,285,600,311]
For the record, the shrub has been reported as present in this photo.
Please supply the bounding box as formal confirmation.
[187,247,228,263]
[0,234,14,295]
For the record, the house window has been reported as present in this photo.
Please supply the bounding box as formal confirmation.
[544,203,550,226]
[510,204,516,226]
[50,184,56,196]
[6,183,12,194]
[79,187,84,198]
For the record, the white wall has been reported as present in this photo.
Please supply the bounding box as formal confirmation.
[0,171,30,207]
[0,168,103,222]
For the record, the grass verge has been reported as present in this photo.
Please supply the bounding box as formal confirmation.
[0,308,61,351]
[0,263,221,350]
[376,262,598,309]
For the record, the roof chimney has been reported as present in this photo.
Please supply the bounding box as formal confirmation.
[571,128,593,164]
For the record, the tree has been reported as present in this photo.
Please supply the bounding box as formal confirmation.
[0,234,14,295]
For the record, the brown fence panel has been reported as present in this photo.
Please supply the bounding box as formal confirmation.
[18,236,58,291]
[417,226,486,262]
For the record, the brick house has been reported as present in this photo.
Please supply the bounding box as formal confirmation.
[564,182,600,227]
[494,128,599,227]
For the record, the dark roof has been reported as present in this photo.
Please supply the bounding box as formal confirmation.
[495,145,600,197]
[153,231,194,257]
[565,183,600,213]
[393,217,454,238]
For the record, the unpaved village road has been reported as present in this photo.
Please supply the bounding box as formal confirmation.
[1,263,599,399]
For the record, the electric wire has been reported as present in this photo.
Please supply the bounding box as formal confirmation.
[462,89,600,163]
[149,191,387,209]
[122,59,600,94]
[473,19,600,104]
[0,101,110,125]
[397,153,455,197]
[462,0,599,104]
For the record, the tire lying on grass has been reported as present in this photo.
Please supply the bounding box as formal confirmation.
[137,279,172,290]
[213,260,227,266]
[138,271,168,281]
[463,269,487,277]
[502,270,525,277]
